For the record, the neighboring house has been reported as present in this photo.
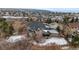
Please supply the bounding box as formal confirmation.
[51,16,63,22]
[1,16,28,21]
[48,22,59,29]
[31,17,38,21]
[2,16,28,19]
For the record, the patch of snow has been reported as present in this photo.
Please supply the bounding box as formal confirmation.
[61,46,69,49]
[33,37,68,46]
[6,35,26,43]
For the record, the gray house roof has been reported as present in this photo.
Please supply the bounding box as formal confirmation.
[28,21,46,31]
[28,21,59,34]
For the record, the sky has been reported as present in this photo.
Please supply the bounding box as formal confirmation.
[0,0,79,12]
[0,0,79,8]
[43,8,79,12]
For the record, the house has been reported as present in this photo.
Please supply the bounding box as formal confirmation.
[48,22,59,29]
[51,16,63,22]
[28,21,59,37]
[1,16,28,21]
[2,16,28,19]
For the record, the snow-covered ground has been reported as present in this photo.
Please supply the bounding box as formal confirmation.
[33,37,68,46]
[61,46,69,49]
[6,35,26,43]
[6,35,69,49]
[7,36,68,45]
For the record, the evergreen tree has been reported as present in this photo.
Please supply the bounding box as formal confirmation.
[71,34,79,46]
[0,18,13,38]
[63,16,69,24]
[46,18,52,24]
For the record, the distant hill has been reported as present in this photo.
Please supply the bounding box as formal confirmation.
[0,8,52,15]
